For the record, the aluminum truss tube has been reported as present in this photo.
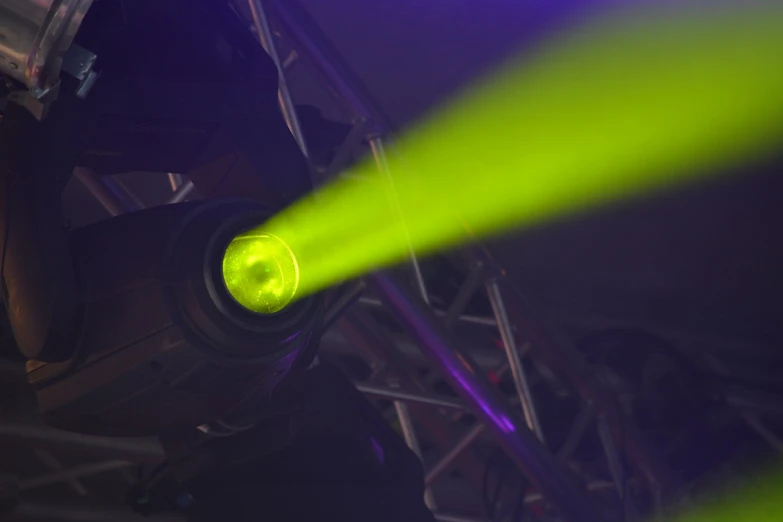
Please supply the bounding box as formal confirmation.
[73,168,131,217]
[373,272,600,522]
[19,461,135,491]
[12,503,185,522]
[434,513,488,522]
[487,280,545,442]
[356,383,466,410]
[394,401,438,509]
[369,136,430,303]
[166,180,195,204]
[503,296,679,494]
[269,0,387,127]
[33,449,88,496]
[425,423,485,485]
[167,173,184,191]
[0,423,164,462]
[359,297,497,327]
[248,0,310,158]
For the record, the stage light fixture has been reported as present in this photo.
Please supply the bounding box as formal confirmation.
[24,200,322,437]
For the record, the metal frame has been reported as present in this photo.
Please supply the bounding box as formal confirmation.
[16,1,777,520]
[253,1,603,519]
[51,1,644,520]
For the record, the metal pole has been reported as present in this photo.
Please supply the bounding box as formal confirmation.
[373,272,599,522]
[167,173,184,191]
[19,461,135,491]
[248,0,310,158]
[32,449,88,496]
[394,401,438,510]
[356,383,466,410]
[434,513,489,522]
[11,503,185,522]
[323,280,366,332]
[369,136,430,304]
[597,415,625,498]
[73,168,130,217]
[499,289,678,495]
[359,297,497,327]
[742,413,783,454]
[0,423,164,462]
[444,263,487,328]
[486,280,545,442]
[166,180,195,204]
[425,423,485,485]
[268,0,384,126]
[524,481,616,505]
[113,178,148,210]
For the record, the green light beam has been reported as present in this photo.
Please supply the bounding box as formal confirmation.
[224,5,783,310]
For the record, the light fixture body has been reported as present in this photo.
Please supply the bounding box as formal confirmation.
[27,200,322,437]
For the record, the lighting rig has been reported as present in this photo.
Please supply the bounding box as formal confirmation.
[0,2,435,521]
[3,1,782,521]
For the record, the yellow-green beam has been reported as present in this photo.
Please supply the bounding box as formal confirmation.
[225,5,783,311]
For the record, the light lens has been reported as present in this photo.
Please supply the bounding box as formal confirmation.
[221,232,299,314]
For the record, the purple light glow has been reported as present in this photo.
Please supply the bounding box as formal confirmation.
[452,370,516,434]
[371,437,386,464]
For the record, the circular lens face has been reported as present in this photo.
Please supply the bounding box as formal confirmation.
[221,232,299,314]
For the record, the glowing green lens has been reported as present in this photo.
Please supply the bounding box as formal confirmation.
[221,232,299,314]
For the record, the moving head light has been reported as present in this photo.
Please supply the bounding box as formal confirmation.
[0,0,321,437]
[28,199,322,437]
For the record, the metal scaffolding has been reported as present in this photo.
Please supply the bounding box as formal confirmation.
[0,1,708,521]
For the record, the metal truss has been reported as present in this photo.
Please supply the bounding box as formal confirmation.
[246,1,646,520]
[6,1,781,521]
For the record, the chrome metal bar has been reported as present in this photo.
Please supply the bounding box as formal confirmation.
[743,413,783,454]
[597,415,625,498]
[498,289,678,495]
[486,280,545,442]
[557,404,595,461]
[369,136,430,304]
[166,180,195,204]
[368,134,434,513]
[357,383,466,410]
[20,461,135,491]
[268,0,385,126]
[373,272,599,522]
[32,449,88,496]
[167,173,184,191]
[113,178,148,210]
[11,503,185,522]
[369,135,437,511]
[73,168,130,216]
[524,481,616,505]
[323,280,366,332]
[434,513,489,522]
[0,423,164,462]
[444,263,487,328]
[425,423,485,485]
[725,388,783,416]
[248,0,310,157]
[395,401,438,510]
[325,118,370,178]
[359,297,497,327]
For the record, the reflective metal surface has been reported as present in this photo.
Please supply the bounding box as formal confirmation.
[0,0,94,90]
[373,272,600,522]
